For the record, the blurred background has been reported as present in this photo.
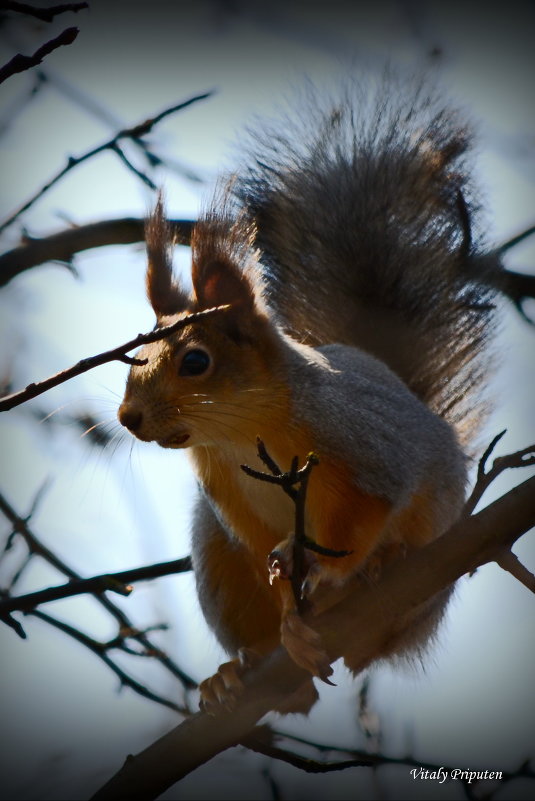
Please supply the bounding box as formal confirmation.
[0,1,534,799]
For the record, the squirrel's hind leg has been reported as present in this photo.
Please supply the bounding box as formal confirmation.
[191,496,318,714]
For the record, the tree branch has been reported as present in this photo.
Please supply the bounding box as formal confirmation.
[2,2,88,23]
[495,549,535,593]
[0,489,197,690]
[1,221,533,324]
[464,430,535,515]
[90,474,535,800]
[0,556,192,615]
[0,26,79,85]
[470,223,535,323]
[0,217,194,287]
[0,91,213,232]
[0,304,230,412]
[28,608,187,713]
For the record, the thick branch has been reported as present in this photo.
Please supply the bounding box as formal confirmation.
[91,474,535,801]
[0,304,229,412]
[1,222,533,323]
[0,217,194,287]
[0,27,79,85]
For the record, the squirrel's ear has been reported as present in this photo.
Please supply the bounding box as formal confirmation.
[192,257,257,311]
[145,194,189,317]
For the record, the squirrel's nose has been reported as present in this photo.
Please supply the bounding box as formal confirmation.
[118,404,143,432]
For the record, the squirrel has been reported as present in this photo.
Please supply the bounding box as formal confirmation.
[118,78,496,712]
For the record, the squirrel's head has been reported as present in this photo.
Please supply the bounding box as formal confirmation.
[117,195,286,450]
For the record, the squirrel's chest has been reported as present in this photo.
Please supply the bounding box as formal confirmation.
[189,443,297,557]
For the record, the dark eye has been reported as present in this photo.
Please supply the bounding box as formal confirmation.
[179,348,211,377]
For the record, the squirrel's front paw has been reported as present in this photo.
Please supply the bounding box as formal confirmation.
[280,610,334,684]
[268,536,295,584]
[268,535,321,598]
[199,647,260,715]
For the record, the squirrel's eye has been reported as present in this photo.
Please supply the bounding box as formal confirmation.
[179,348,211,377]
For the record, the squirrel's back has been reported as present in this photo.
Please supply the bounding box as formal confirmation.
[231,77,496,450]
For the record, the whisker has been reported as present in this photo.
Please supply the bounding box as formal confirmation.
[39,400,78,422]
[80,417,116,439]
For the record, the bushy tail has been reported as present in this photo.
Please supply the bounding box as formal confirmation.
[232,78,497,450]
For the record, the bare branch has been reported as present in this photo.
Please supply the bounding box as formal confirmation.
[28,608,187,713]
[0,556,192,615]
[0,91,213,232]
[242,440,349,614]
[91,474,535,800]
[0,27,79,85]
[464,430,535,515]
[253,727,535,795]
[0,305,230,412]
[0,217,194,286]
[0,490,197,690]
[109,142,158,190]
[1,220,532,328]
[495,549,535,593]
[470,223,535,323]
[497,223,535,255]
[2,2,88,22]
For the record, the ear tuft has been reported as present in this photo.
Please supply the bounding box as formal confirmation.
[190,192,263,312]
[145,193,189,317]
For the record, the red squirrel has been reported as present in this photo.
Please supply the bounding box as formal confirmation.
[118,80,495,711]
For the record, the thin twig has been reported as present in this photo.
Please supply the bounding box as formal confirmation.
[464,431,535,515]
[241,439,350,611]
[0,304,230,412]
[28,608,187,713]
[0,556,193,614]
[0,27,79,85]
[109,142,157,190]
[471,222,535,323]
[497,223,535,254]
[0,91,213,232]
[2,2,88,22]
[258,727,535,797]
[0,490,197,689]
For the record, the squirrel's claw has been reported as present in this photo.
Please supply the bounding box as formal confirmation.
[281,609,335,685]
[199,647,261,715]
[268,537,294,584]
[268,534,321,592]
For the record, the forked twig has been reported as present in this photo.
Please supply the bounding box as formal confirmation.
[464,432,535,591]
[241,438,351,611]
[464,430,535,516]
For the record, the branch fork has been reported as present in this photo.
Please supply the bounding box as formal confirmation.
[241,438,351,612]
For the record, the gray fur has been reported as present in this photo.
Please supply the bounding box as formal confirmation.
[279,334,466,518]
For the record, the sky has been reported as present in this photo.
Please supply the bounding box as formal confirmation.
[0,2,534,800]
